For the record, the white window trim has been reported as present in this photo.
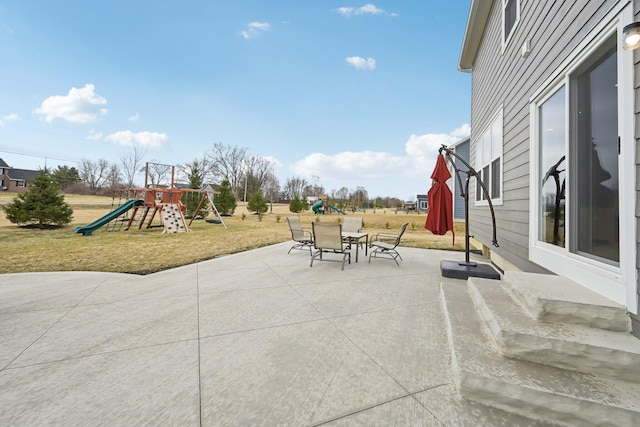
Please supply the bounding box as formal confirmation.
[474,106,504,207]
[528,3,637,312]
[502,0,520,52]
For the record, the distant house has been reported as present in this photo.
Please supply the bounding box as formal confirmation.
[416,194,427,211]
[0,158,39,193]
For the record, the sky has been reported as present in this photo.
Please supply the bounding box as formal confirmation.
[0,1,472,200]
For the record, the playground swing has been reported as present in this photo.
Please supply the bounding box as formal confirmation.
[185,191,227,229]
[75,162,226,235]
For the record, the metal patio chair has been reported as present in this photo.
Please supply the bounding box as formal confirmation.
[286,216,313,254]
[310,222,351,270]
[368,223,409,266]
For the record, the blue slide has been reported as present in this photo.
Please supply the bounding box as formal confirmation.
[330,205,346,215]
[74,199,143,236]
[312,200,324,214]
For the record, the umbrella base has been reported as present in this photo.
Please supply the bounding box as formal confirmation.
[440,260,500,280]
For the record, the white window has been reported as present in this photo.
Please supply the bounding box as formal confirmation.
[475,108,503,204]
[16,180,25,187]
[503,0,520,46]
[529,6,636,310]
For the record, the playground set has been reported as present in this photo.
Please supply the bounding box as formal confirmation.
[74,163,225,236]
[310,194,348,215]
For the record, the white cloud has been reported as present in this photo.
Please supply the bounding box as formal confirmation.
[291,151,409,182]
[346,56,376,70]
[242,21,271,39]
[404,126,470,177]
[86,129,103,141]
[451,123,470,138]
[34,84,108,123]
[0,113,19,126]
[105,130,168,148]
[261,155,283,170]
[335,4,396,17]
[288,125,469,194]
[129,113,140,122]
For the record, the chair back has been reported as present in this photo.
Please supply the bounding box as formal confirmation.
[342,217,363,233]
[287,216,307,241]
[393,223,409,247]
[312,222,343,251]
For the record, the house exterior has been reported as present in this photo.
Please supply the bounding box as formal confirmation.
[448,137,471,220]
[416,194,428,211]
[459,0,639,333]
[0,158,39,193]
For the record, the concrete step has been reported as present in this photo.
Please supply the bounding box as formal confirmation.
[441,281,640,426]
[505,271,630,332]
[468,277,640,382]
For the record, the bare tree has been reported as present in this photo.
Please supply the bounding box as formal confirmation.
[282,177,308,200]
[79,158,110,194]
[207,143,248,199]
[262,172,281,212]
[349,186,368,207]
[243,156,275,200]
[179,158,211,189]
[145,160,172,187]
[120,146,146,188]
[104,164,123,190]
[303,183,325,198]
[334,186,349,204]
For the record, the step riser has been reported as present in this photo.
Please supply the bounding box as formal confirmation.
[505,271,630,333]
[442,282,640,424]
[510,285,630,333]
[460,373,639,427]
[499,334,640,382]
[468,280,640,382]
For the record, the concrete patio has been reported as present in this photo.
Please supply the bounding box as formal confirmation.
[0,243,540,426]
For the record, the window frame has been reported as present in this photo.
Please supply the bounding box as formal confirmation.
[474,107,504,206]
[528,5,636,310]
[502,0,520,50]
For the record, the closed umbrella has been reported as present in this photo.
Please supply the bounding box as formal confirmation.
[425,154,454,244]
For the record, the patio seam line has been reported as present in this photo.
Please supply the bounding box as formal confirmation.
[1,276,112,372]
[322,300,450,420]
[1,337,199,371]
[196,301,430,342]
[196,263,203,427]
[197,317,331,341]
[324,315,414,412]
[197,283,291,296]
[309,383,452,426]
[75,293,199,306]
[316,302,428,321]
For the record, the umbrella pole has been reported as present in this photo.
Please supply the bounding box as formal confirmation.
[438,144,500,280]
[462,172,477,267]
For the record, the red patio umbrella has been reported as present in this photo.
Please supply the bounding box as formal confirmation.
[425,154,454,244]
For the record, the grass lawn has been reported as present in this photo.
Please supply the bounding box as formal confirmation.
[0,193,464,275]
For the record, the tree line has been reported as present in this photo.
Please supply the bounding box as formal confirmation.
[40,142,406,211]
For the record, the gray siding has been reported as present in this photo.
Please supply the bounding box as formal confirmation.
[452,139,470,220]
[468,0,619,273]
[634,1,640,331]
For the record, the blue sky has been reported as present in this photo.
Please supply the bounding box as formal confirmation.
[0,1,471,200]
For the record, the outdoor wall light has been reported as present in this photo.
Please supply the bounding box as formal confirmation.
[623,22,640,50]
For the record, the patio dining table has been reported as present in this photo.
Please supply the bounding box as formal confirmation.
[341,231,368,262]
